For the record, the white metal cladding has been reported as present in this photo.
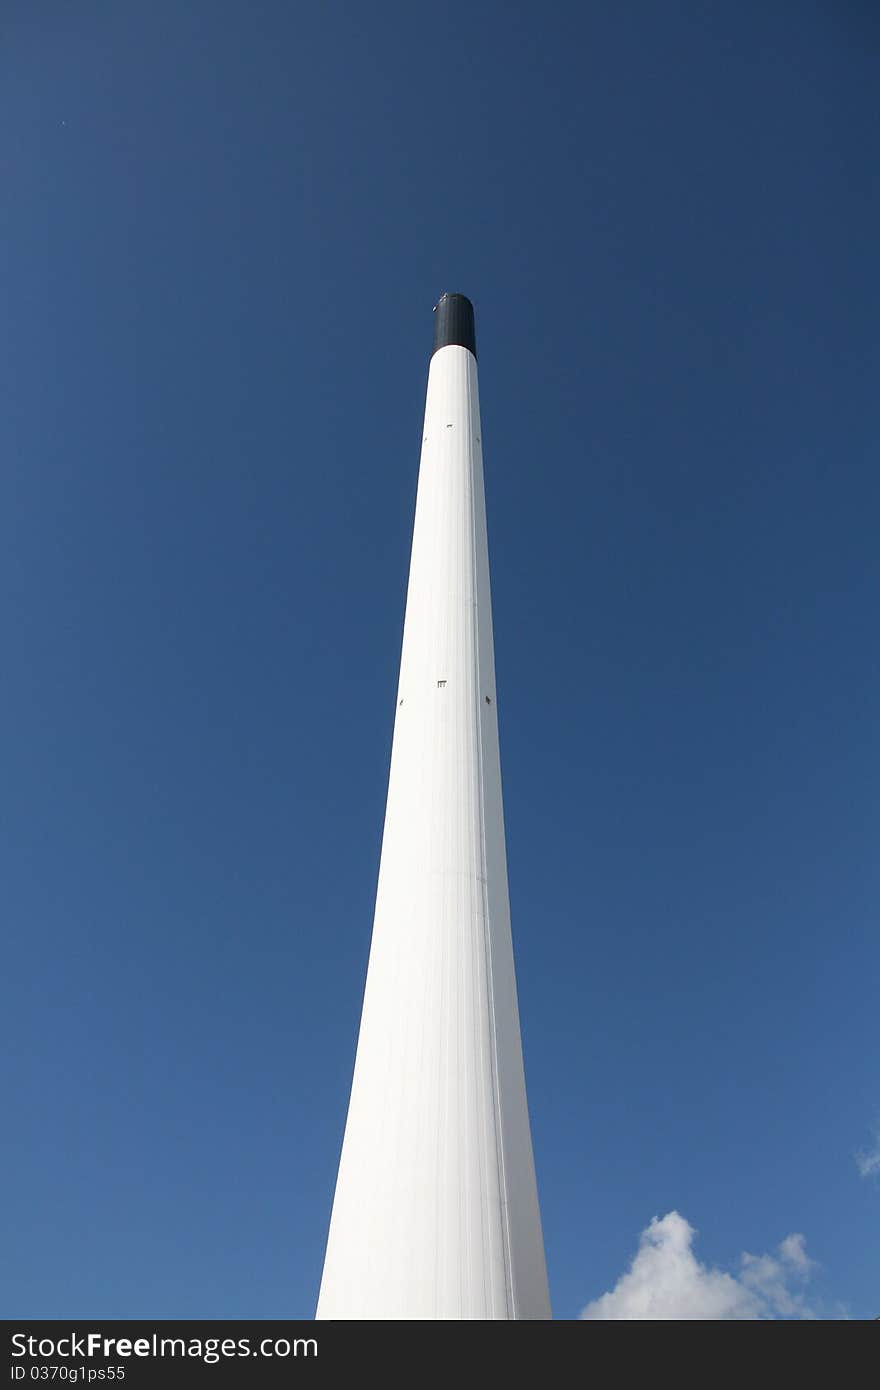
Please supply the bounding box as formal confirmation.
[316,344,550,1320]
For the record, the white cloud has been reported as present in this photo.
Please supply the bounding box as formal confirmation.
[581,1212,817,1320]
[855,1123,880,1179]
[777,1232,813,1273]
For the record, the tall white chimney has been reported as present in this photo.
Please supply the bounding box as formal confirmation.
[317,295,550,1320]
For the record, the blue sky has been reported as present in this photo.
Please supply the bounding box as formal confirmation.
[2,2,877,1319]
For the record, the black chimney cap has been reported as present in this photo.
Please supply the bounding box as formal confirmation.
[432,292,476,359]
